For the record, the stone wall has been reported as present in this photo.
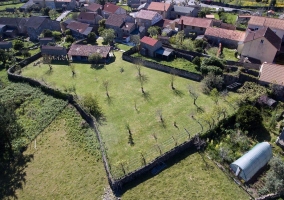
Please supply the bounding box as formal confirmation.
[123,47,203,82]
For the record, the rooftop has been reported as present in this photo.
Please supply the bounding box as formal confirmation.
[244,27,281,50]
[147,2,171,12]
[259,63,284,85]
[248,16,284,30]
[77,12,100,21]
[86,3,101,12]
[178,16,212,28]
[173,5,196,13]
[136,10,160,20]
[68,44,111,58]
[105,14,127,27]
[205,27,245,41]
[67,21,90,34]
[25,16,47,29]
[154,19,176,28]
[103,3,121,14]
[140,36,159,46]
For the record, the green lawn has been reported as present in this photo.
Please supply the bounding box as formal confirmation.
[0,3,23,10]
[122,151,249,199]
[117,43,132,51]
[132,53,201,74]
[206,47,238,61]
[15,106,108,199]
[21,51,238,178]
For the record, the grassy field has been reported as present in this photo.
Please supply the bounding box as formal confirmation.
[121,151,249,199]
[21,51,238,178]
[206,47,239,61]
[132,53,200,74]
[15,106,108,199]
[0,3,23,10]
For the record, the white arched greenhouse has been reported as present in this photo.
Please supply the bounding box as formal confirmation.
[230,142,272,182]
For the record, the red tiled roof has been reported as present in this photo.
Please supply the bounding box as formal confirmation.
[244,27,281,50]
[67,21,89,33]
[154,19,175,28]
[136,10,160,20]
[105,14,127,27]
[259,63,284,85]
[68,44,111,58]
[178,16,212,28]
[248,16,284,30]
[103,3,120,13]
[205,27,245,41]
[147,2,171,12]
[77,12,98,21]
[86,3,101,12]
[140,36,158,46]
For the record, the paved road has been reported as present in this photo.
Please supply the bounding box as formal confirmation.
[56,10,71,22]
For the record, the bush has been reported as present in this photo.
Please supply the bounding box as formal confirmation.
[65,29,72,35]
[42,29,52,37]
[52,31,62,41]
[66,35,75,43]
[82,94,103,119]
[14,40,24,50]
[202,72,223,94]
[192,56,201,68]
[236,105,262,131]
[201,65,223,75]
[201,56,225,70]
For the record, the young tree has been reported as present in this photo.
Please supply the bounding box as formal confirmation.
[201,72,223,94]
[156,109,164,124]
[87,32,97,43]
[147,26,159,37]
[82,93,103,118]
[102,80,110,98]
[88,52,102,64]
[52,31,62,41]
[170,73,175,90]
[176,30,185,44]
[0,50,12,66]
[192,56,201,69]
[210,88,219,104]
[22,50,31,58]
[188,85,199,106]
[48,9,58,20]
[13,40,24,50]
[130,35,140,47]
[101,29,115,45]
[66,35,75,43]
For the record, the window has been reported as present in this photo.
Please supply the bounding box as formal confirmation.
[200,27,203,31]
[192,26,195,30]
[260,39,264,44]
[184,25,187,28]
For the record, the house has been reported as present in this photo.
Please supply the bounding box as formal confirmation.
[85,3,102,13]
[172,6,199,18]
[178,16,213,36]
[248,16,284,42]
[39,37,55,46]
[68,44,111,62]
[238,27,281,63]
[77,12,103,26]
[230,142,272,182]
[127,0,154,10]
[0,41,12,50]
[105,14,135,42]
[0,25,6,37]
[0,17,28,36]
[140,36,162,57]
[154,19,177,36]
[25,16,61,41]
[41,45,67,60]
[67,21,92,39]
[147,2,172,19]
[259,63,284,86]
[33,0,56,8]
[54,0,76,10]
[20,0,36,12]
[135,10,163,31]
[204,27,245,48]
[102,3,126,19]
[237,15,251,23]
[219,23,236,30]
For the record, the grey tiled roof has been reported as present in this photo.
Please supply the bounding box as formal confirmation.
[173,6,196,13]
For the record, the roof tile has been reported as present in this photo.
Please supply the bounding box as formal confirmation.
[260,63,284,85]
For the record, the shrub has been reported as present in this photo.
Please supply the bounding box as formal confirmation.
[201,56,225,70]
[236,105,262,131]
[82,94,103,119]
[200,65,223,75]
[202,72,223,93]
[192,56,201,68]
[66,35,75,43]
[42,29,52,37]
[13,40,24,50]
[65,29,71,35]
[52,31,62,41]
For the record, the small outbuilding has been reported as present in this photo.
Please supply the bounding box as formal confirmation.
[230,142,272,182]
[276,128,284,148]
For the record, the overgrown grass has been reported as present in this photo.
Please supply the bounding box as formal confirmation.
[15,106,107,199]
[132,53,201,74]
[116,43,132,51]
[0,3,23,10]
[0,83,67,147]
[21,51,239,178]
[206,47,238,61]
[122,151,249,199]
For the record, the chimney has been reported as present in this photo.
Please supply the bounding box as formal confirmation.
[181,19,184,30]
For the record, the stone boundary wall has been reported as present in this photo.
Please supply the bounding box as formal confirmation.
[122,47,203,82]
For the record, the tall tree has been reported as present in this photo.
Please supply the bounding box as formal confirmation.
[88,52,102,64]
[147,26,159,37]
[101,29,115,45]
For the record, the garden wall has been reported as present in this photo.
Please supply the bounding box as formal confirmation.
[123,48,203,82]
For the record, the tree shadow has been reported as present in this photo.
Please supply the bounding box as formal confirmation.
[105,96,114,105]
[45,69,53,76]
[142,91,151,101]
[136,74,149,83]
[172,88,184,97]
[250,124,271,142]
[90,64,105,70]
[196,105,204,113]
[0,153,33,199]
